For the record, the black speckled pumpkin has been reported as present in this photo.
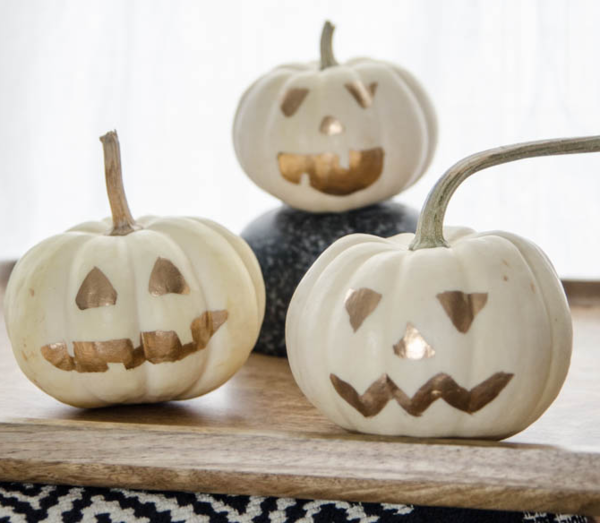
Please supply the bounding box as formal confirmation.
[241,201,418,357]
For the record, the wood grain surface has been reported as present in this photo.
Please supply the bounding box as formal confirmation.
[0,262,599,515]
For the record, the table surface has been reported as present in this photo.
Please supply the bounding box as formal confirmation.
[0,263,599,516]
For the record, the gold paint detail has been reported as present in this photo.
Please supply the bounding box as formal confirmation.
[76,267,118,310]
[40,309,228,373]
[345,288,382,332]
[192,310,229,349]
[278,147,384,196]
[280,88,309,117]
[344,81,378,108]
[330,372,514,418]
[436,291,489,333]
[40,343,75,371]
[319,116,345,135]
[73,339,141,372]
[140,331,196,364]
[393,323,435,360]
[149,257,190,296]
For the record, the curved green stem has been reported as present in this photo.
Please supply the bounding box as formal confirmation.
[320,21,338,69]
[409,135,600,251]
[100,130,140,236]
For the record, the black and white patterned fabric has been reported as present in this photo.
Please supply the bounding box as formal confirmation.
[0,483,592,523]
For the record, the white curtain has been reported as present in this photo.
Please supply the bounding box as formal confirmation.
[1,0,599,279]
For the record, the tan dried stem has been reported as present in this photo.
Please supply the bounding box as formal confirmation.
[99,130,140,236]
[320,21,339,69]
[410,135,600,251]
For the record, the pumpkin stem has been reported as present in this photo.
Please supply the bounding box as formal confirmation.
[320,21,339,69]
[409,135,600,251]
[100,130,140,236]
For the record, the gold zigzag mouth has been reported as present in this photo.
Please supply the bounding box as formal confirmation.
[40,310,228,373]
[330,372,514,417]
[277,147,384,196]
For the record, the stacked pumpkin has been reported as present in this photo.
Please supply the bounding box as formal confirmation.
[235,21,438,356]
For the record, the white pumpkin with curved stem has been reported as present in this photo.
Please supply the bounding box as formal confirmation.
[233,21,437,213]
[287,135,600,439]
[4,131,265,408]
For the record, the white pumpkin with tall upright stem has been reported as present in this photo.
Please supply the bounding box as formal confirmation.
[286,135,600,439]
[233,21,437,213]
[4,131,265,408]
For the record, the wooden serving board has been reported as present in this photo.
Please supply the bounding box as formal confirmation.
[0,262,599,516]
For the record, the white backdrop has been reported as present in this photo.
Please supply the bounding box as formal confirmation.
[0,0,599,278]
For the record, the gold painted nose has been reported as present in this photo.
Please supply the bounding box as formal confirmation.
[319,115,345,135]
[393,323,436,360]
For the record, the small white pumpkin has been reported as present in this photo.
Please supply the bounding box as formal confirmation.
[287,135,600,439]
[4,131,265,408]
[233,22,437,213]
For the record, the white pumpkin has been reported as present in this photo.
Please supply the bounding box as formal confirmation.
[4,131,265,408]
[233,21,437,213]
[287,135,600,439]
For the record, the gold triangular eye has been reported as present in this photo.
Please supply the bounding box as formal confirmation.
[280,88,309,116]
[437,291,488,333]
[345,288,382,332]
[345,81,376,108]
[76,267,117,310]
[149,258,190,296]
[368,82,378,98]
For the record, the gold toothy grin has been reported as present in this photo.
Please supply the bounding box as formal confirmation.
[278,147,384,196]
[40,310,228,373]
[330,371,514,417]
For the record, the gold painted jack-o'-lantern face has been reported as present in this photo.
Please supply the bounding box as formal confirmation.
[277,81,385,197]
[41,258,228,373]
[331,288,513,418]
[233,21,437,213]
